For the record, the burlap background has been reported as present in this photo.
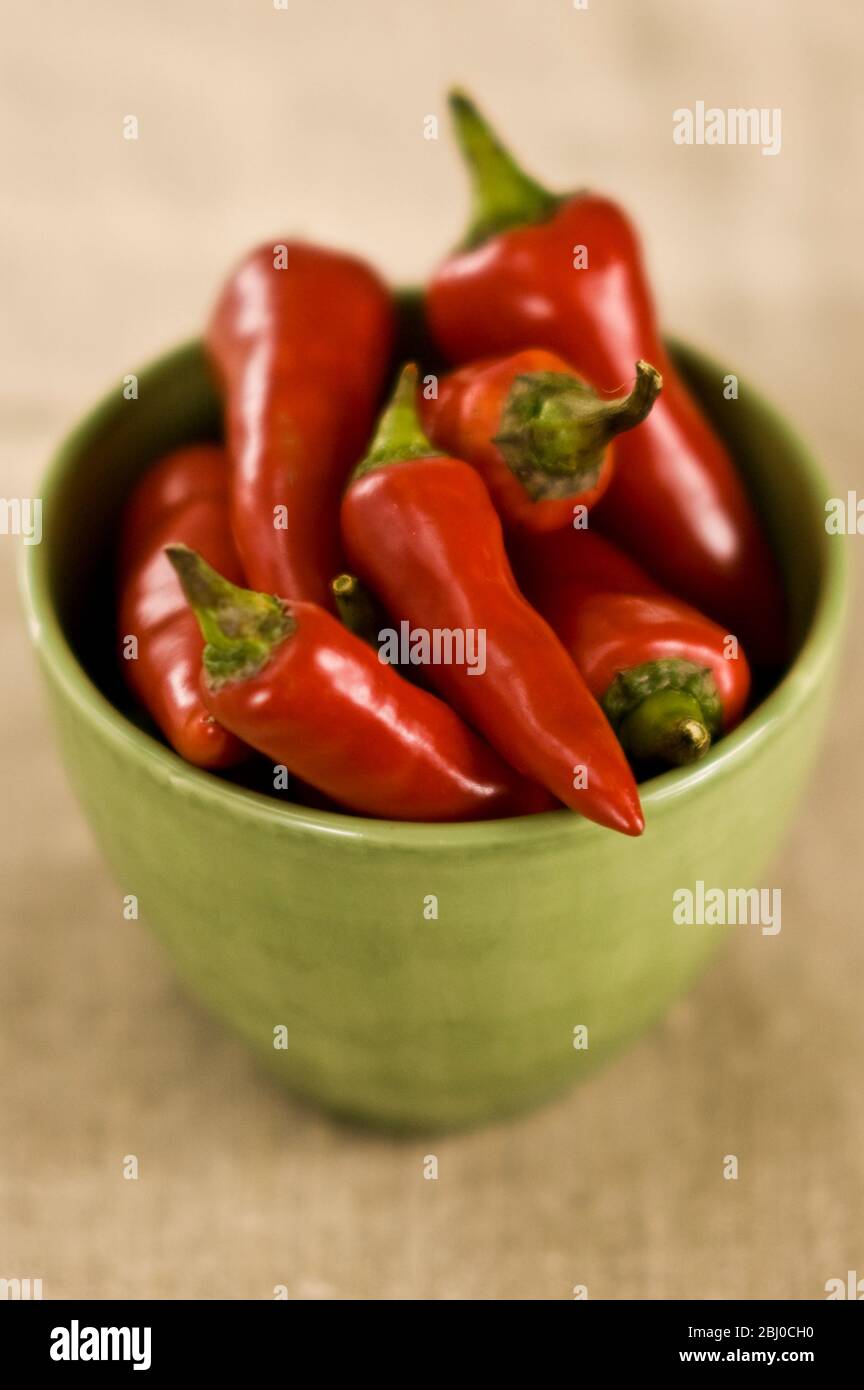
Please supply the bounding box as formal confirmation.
[1,0,861,1299]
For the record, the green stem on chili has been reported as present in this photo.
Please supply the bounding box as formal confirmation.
[352,365,440,479]
[618,689,711,766]
[331,572,385,647]
[494,360,661,500]
[449,89,562,248]
[166,544,294,687]
[601,657,721,766]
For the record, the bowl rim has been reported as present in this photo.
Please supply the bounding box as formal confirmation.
[21,335,848,849]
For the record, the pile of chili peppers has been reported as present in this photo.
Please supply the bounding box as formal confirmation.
[117,91,785,833]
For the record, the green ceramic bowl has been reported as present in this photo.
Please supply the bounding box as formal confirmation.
[22,322,846,1131]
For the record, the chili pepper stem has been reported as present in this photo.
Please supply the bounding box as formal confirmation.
[618,689,711,766]
[448,90,561,249]
[331,572,384,647]
[166,545,294,686]
[352,364,440,480]
[494,361,662,501]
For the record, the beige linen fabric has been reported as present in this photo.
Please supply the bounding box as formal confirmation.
[1,0,861,1299]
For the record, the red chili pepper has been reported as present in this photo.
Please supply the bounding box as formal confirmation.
[206,240,395,608]
[117,445,248,768]
[421,349,661,533]
[166,546,553,822]
[426,93,786,663]
[512,529,751,765]
[510,526,664,611]
[340,366,645,836]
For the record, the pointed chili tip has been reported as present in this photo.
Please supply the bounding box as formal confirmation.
[618,791,645,836]
[594,791,645,837]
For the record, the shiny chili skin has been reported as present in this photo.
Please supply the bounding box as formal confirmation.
[422,349,659,533]
[511,527,664,621]
[513,529,750,733]
[205,607,554,821]
[167,549,552,822]
[340,372,644,835]
[427,97,786,662]
[206,240,395,607]
[117,445,247,768]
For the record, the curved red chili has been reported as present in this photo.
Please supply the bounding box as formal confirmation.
[117,445,248,768]
[166,547,553,822]
[341,366,645,836]
[426,92,786,664]
[206,240,395,607]
[510,527,664,617]
[422,349,661,533]
[513,528,751,765]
